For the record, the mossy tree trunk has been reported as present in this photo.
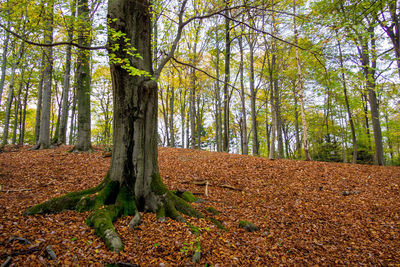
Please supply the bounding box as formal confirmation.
[25,0,202,254]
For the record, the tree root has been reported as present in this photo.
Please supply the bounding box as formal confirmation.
[24,178,207,253]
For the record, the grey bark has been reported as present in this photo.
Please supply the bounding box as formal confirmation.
[19,77,31,144]
[179,88,187,148]
[69,85,77,145]
[2,40,23,145]
[0,28,10,106]
[223,2,231,153]
[169,87,175,147]
[59,25,74,144]
[107,0,162,210]
[238,32,248,155]
[214,22,223,152]
[73,0,92,152]
[12,70,25,145]
[293,1,311,161]
[36,0,54,149]
[358,25,384,165]
[248,38,259,156]
[337,31,357,163]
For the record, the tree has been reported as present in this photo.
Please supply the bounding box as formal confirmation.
[25,0,203,253]
[73,0,92,152]
[34,0,54,149]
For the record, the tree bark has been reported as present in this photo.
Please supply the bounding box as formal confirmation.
[238,32,248,155]
[25,0,205,254]
[214,22,223,152]
[73,0,92,152]
[0,26,10,106]
[293,0,311,161]
[223,2,231,153]
[169,87,175,147]
[12,70,25,145]
[337,30,357,163]
[36,0,54,149]
[2,39,23,145]
[19,76,31,145]
[59,22,74,144]
[248,39,259,156]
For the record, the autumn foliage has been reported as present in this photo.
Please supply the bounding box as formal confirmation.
[0,146,399,265]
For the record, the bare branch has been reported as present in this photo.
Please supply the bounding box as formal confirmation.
[0,22,106,50]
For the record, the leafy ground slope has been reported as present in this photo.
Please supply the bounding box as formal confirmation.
[0,146,399,265]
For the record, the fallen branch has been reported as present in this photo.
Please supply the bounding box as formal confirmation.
[0,244,41,259]
[0,188,33,193]
[184,180,242,192]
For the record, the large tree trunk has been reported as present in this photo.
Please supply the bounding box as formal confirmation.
[73,0,92,152]
[25,0,203,254]
[24,1,215,258]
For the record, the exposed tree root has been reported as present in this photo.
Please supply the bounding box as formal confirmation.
[24,177,207,253]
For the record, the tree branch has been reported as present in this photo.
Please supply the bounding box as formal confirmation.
[0,22,106,50]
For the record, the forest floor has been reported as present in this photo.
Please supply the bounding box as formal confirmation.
[0,146,400,266]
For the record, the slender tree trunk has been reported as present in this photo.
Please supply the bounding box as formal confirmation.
[12,70,25,145]
[59,24,74,144]
[36,0,54,149]
[73,0,92,151]
[269,74,276,159]
[248,40,259,156]
[189,68,196,149]
[238,33,248,155]
[337,32,357,163]
[293,1,311,160]
[223,2,231,153]
[179,89,186,148]
[274,77,284,158]
[292,82,300,154]
[169,87,175,147]
[160,86,169,146]
[69,85,77,145]
[2,40,21,145]
[214,28,222,152]
[0,28,10,106]
[19,79,30,145]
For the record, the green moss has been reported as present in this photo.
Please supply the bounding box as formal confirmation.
[169,192,203,219]
[24,174,111,215]
[86,204,123,252]
[208,217,227,231]
[239,220,259,232]
[186,222,201,236]
[115,186,136,216]
[205,206,219,215]
[165,194,182,220]
[180,191,198,203]
[150,173,168,195]
[156,203,166,220]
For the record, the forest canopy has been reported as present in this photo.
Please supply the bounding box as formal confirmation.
[0,0,399,165]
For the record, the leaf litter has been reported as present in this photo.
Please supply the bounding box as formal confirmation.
[0,146,399,265]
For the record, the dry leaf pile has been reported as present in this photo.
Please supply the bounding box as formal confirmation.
[0,146,399,265]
